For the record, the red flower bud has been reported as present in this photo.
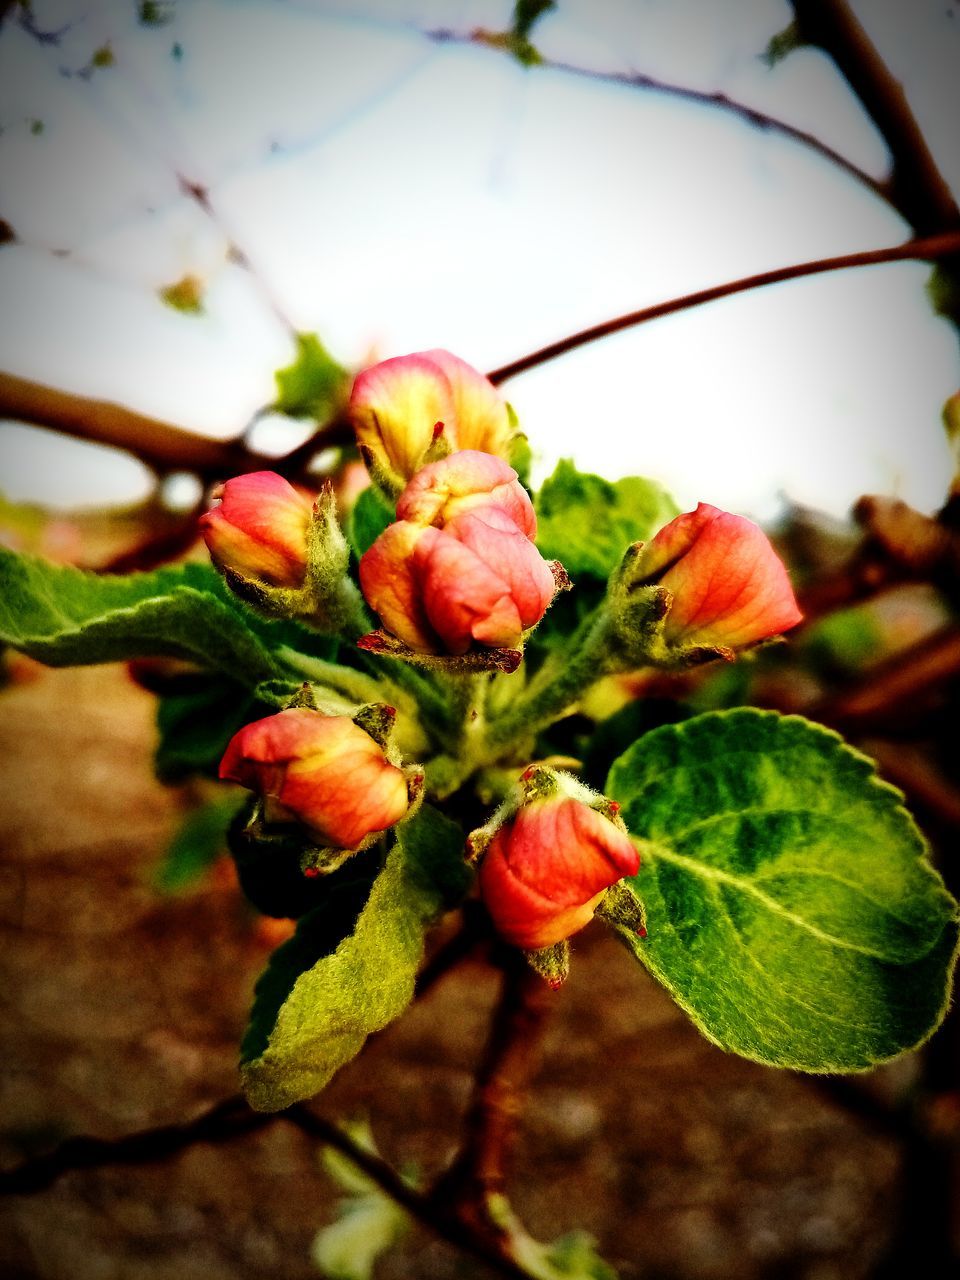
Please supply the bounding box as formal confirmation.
[349,350,512,485]
[478,795,640,950]
[359,505,556,654]
[200,471,312,589]
[638,503,802,648]
[220,709,409,848]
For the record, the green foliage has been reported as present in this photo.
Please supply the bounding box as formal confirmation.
[0,549,283,687]
[241,806,467,1110]
[155,678,269,782]
[274,332,349,422]
[347,486,394,559]
[158,273,204,314]
[606,709,959,1071]
[312,1121,410,1280]
[534,460,678,580]
[154,792,245,893]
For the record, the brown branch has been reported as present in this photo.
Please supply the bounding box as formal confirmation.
[427,26,887,202]
[0,370,351,484]
[0,370,268,479]
[789,0,960,237]
[488,230,960,383]
[0,1094,269,1195]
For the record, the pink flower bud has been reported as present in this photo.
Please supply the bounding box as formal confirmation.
[478,795,640,950]
[638,503,803,649]
[200,471,312,589]
[359,505,556,654]
[349,350,511,484]
[397,450,536,537]
[220,709,409,848]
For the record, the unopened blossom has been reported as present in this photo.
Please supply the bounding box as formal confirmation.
[635,503,802,649]
[220,709,409,849]
[200,471,312,589]
[478,794,640,950]
[397,450,536,536]
[359,503,556,654]
[349,349,512,486]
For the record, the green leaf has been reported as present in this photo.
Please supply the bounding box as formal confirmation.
[606,709,959,1072]
[241,806,467,1110]
[312,1193,408,1280]
[312,1120,410,1280]
[273,332,349,422]
[534,460,678,580]
[154,792,245,893]
[0,549,282,687]
[155,677,265,782]
[347,486,394,560]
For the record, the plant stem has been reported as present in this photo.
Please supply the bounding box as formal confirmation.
[483,609,615,756]
[430,951,555,1258]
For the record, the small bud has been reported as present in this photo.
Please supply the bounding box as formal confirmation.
[476,771,640,950]
[219,708,410,851]
[200,471,311,589]
[349,350,513,494]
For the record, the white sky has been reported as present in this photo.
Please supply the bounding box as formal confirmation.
[0,0,958,520]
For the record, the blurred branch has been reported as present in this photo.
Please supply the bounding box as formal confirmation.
[0,370,351,484]
[789,0,960,237]
[0,371,265,479]
[0,1095,270,1194]
[426,25,887,201]
[488,230,960,384]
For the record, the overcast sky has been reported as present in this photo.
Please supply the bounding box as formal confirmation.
[1,0,958,519]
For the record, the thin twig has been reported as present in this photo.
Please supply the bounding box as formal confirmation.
[426,26,887,201]
[487,229,960,383]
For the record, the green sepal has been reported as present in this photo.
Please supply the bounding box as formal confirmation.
[525,940,570,989]
[240,805,469,1110]
[606,709,959,1072]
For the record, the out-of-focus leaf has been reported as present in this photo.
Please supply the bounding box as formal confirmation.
[274,332,349,422]
[155,792,245,893]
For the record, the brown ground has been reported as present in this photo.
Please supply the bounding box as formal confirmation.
[0,662,941,1279]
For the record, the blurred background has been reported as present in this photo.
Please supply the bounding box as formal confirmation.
[1,2,960,1278]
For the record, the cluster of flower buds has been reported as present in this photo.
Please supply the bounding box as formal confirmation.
[349,348,517,495]
[607,502,803,667]
[200,347,803,963]
[359,450,562,659]
[221,705,422,874]
[468,765,641,984]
